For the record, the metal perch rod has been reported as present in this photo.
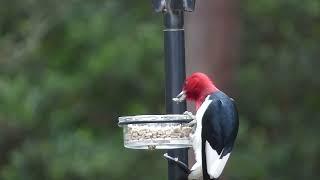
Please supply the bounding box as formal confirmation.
[163,153,191,174]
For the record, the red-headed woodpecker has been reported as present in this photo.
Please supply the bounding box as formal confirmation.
[173,72,239,180]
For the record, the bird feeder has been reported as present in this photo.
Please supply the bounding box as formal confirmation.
[118,114,194,150]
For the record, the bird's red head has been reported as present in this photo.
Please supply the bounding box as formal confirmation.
[173,72,219,109]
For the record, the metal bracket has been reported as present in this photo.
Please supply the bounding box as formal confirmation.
[163,153,191,174]
[152,0,196,13]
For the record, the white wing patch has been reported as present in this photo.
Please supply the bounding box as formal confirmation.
[206,141,230,179]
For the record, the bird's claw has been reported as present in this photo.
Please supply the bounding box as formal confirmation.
[188,170,201,180]
[183,111,196,133]
[186,119,197,127]
[183,111,196,120]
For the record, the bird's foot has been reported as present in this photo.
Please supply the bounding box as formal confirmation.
[186,119,197,127]
[188,170,202,180]
[183,111,196,120]
[188,163,202,180]
[183,111,197,131]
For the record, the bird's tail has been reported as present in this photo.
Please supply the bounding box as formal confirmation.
[205,142,231,179]
[207,152,230,179]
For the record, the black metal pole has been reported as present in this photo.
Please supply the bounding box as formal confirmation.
[152,1,196,180]
[164,9,188,180]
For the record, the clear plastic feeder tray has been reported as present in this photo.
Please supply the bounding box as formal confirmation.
[118,114,193,150]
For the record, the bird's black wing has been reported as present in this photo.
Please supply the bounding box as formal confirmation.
[201,93,239,180]
[202,99,224,155]
[202,93,239,156]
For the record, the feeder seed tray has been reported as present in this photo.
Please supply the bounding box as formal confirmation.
[118,114,194,150]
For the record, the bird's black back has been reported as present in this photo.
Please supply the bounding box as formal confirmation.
[201,91,239,180]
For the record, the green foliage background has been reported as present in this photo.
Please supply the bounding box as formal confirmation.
[0,0,319,179]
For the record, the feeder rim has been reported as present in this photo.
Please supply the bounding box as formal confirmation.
[118,114,193,126]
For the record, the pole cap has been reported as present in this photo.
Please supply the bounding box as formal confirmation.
[152,0,196,13]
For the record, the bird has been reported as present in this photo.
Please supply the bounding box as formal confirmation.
[173,72,239,180]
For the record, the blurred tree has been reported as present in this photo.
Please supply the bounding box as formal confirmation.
[232,0,320,179]
[185,0,240,92]
[0,0,319,180]
[0,1,166,179]
[186,0,320,180]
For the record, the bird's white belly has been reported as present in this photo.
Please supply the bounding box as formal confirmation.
[191,96,212,171]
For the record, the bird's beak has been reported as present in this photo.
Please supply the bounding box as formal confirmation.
[172,91,186,103]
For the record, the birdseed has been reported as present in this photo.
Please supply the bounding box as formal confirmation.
[126,124,193,141]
